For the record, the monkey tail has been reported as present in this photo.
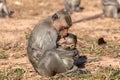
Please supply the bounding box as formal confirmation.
[73,13,104,24]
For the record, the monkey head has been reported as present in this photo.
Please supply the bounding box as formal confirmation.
[59,33,77,50]
[51,10,72,37]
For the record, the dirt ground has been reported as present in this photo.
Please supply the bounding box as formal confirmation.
[0,0,120,80]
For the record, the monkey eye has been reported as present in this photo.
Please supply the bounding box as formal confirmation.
[59,26,69,31]
[62,42,72,45]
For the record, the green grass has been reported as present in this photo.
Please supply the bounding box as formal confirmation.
[78,36,120,57]
[25,31,31,40]
[0,68,26,80]
[0,51,8,59]
[37,67,120,80]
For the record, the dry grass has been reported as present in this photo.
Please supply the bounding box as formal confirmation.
[0,0,120,79]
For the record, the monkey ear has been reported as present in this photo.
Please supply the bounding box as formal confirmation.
[52,13,59,21]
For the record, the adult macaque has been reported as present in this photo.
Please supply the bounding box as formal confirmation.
[64,0,83,14]
[0,0,13,18]
[102,0,120,18]
[27,10,72,76]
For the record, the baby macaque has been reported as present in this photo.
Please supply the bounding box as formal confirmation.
[57,33,79,71]
[58,33,87,68]
[58,33,77,50]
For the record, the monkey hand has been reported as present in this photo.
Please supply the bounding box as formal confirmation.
[72,49,79,57]
[57,38,66,45]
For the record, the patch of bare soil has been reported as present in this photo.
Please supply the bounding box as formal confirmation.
[0,0,120,79]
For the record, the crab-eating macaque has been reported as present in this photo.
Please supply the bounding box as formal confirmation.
[58,33,77,49]
[0,0,14,18]
[59,34,90,68]
[64,0,83,14]
[27,10,72,76]
[102,0,120,18]
[36,33,79,76]
[57,33,79,69]
[37,48,78,76]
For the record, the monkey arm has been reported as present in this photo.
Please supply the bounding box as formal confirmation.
[56,48,78,58]
[65,65,78,75]
[30,25,58,52]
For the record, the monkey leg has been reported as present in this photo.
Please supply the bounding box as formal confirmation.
[104,5,119,18]
[65,65,78,75]
[37,51,67,76]
[65,5,73,14]
[75,6,83,12]
[104,6,113,17]
[112,7,120,18]
[0,10,6,17]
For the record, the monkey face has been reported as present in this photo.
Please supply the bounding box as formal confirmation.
[53,19,70,37]
[60,37,76,50]
[59,26,69,37]
[61,43,76,50]
[52,10,72,37]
